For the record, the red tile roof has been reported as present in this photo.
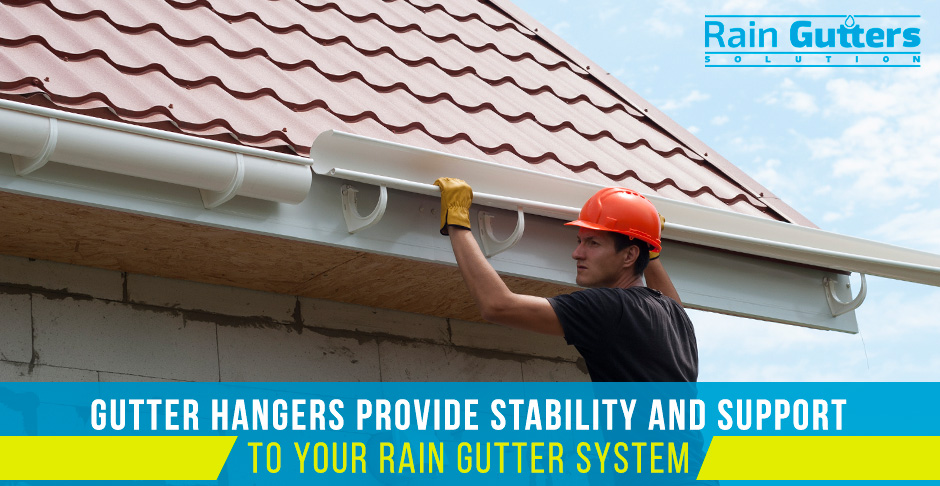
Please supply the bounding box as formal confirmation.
[0,0,812,224]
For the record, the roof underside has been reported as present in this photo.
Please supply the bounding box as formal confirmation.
[0,0,812,223]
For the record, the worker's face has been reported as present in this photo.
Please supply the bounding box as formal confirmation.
[571,228,637,288]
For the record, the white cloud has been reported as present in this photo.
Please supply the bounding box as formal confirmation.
[711,115,729,126]
[694,283,940,381]
[597,6,621,22]
[783,91,819,115]
[760,78,818,115]
[645,18,683,38]
[718,0,771,13]
[729,137,766,153]
[659,0,694,15]
[871,209,940,253]
[687,125,700,134]
[641,0,694,39]
[796,66,836,80]
[658,89,710,112]
[807,79,940,204]
[751,157,783,190]
[551,21,571,36]
[813,185,832,196]
[812,65,940,207]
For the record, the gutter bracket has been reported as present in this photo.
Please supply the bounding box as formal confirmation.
[342,184,388,233]
[201,153,245,209]
[824,273,867,317]
[478,207,525,257]
[12,117,57,176]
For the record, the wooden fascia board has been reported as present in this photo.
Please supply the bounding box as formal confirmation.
[0,154,860,332]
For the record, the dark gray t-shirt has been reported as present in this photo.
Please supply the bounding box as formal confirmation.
[548,287,699,382]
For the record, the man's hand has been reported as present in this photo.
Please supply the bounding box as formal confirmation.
[649,213,666,260]
[433,177,473,235]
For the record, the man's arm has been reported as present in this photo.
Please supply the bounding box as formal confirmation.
[448,227,563,336]
[644,258,682,306]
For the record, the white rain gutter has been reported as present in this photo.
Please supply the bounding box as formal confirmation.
[310,130,940,288]
[0,99,311,207]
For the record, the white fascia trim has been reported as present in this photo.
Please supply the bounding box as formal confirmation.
[310,130,940,287]
[0,99,311,205]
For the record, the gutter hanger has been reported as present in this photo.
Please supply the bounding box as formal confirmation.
[310,130,940,288]
[0,99,311,206]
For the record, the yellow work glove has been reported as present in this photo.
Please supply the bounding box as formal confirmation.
[649,213,666,260]
[433,177,473,235]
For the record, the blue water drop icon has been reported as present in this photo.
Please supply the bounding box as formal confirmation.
[844,15,856,27]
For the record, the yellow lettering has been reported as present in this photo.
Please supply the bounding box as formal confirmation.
[430,442,444,473]
[267,442,281,473]
[595,442,610,473]
[632,442,646,474]
[549,442,564,473]
[669,442,689,473]
[512,442,526,473]
[614,442,629,473]
[380,442,394,473]
[531,442,544,473]
[247,442,262,474]
[353,442,366,473]
[399,443,415,474]
[651,442,663,473]
[457,442,471,473]
[577,442,591,473]
[295,442,309,473]
[494,442,509,473]
[313,443,328,473]
[476,442,491,473]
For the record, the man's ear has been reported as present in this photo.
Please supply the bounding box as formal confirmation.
[621,245,640,270]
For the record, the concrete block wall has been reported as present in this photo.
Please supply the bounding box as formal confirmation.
[0,254,588,382]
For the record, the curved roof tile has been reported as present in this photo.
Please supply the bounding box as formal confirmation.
[0,0,808,222]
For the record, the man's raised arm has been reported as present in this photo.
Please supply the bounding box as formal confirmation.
[435,178,562,336]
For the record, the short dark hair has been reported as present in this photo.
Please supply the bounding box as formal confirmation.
[610,232,651,276]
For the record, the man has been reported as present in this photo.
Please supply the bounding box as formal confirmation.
[435,178,699,382]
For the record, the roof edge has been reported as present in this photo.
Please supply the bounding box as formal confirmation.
[486,0,817,228]
[310,130,940,288]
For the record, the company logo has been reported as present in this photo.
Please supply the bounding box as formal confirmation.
[704,15,921,67]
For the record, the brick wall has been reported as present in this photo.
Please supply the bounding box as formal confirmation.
[0,254,588,382]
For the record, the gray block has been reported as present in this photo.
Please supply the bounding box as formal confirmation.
[0,254,123,300]
[450,319,579,361]
[98,372,188,382]
[128,274,298,323]
[32,295,219,381]
[0,360,98,382]
[521,358,590,382]
[303,298,450,343]
[217,324,380,382]
[379,341,523,382]
[0,293,32,363]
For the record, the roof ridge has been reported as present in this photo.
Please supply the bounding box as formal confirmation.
[485,0,816,227]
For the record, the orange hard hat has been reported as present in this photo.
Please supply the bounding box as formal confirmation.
[565,187,662,252]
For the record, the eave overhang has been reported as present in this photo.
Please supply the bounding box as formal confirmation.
[3,101,938,333]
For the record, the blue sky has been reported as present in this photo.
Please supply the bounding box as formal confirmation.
[511,0,940,381]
